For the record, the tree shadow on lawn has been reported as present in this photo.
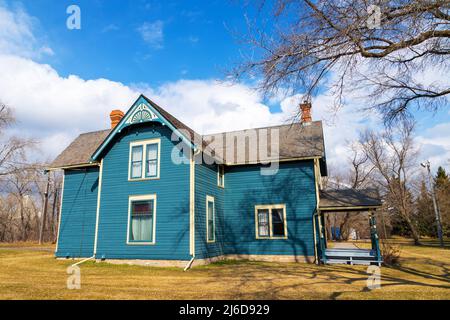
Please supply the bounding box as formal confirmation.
[200,256,450,299]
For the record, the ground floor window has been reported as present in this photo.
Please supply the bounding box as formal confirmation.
[127,195,156,244]
[206,195,215,243]
[255,204,287,239]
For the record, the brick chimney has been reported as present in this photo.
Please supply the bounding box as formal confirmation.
[110,109,124,129]
[300,101,312,124]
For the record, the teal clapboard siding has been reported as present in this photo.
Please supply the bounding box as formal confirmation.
[56,124,319,261]
[222,161,317,258]
[96,123,191,260]
[56,167,99,258]
[194,157,225,259]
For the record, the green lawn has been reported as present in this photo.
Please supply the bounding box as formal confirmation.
[0,239,448,300]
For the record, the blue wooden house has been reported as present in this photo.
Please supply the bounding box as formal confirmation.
[49,94,382,267]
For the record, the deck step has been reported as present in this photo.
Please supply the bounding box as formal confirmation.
[325,259,373,265]
[325,249,375,258]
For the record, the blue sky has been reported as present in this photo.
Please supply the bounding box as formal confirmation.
[22,0,255,88]
[0,0,449,173]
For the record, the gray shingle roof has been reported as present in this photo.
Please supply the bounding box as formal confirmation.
[319,189,382,210]
[203,121,324,165]
[49,99,325,169]
[49,129,111,169]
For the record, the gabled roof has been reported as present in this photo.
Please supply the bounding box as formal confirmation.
[48,94,327,170]
[90,95,199,161]
[319,189,382,211]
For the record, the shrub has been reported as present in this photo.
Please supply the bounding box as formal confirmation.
[381,242,401,265]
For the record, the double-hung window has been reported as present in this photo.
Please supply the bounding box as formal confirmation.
[217,165,225,188]
[146,143,158,178]
[129,139,160,180]
[127,195,156,244]
[206,196,215,243]
[130,146,143,179]
[255,204,287,239]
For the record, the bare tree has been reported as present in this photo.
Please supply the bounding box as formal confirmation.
[233,0,450,124]
[324,143,377,240]
[358,120,421,244]
[0,102,34,176]
[0,196,16,241]
[339,143,376,239]
[2,167,41,241]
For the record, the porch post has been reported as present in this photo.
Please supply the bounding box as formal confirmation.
[317,211,327,264]
[369,210,382,265]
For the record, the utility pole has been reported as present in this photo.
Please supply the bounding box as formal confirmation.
[39,172,51,245]
[421,160,444,247]
[51,186,58,241]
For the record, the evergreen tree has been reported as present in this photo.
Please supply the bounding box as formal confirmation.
[435,166,450,237]
[414,180,435,237]
[435,166,449,188]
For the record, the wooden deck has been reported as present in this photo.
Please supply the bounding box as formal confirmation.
[324,248,382,266]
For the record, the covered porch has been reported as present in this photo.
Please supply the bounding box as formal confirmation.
[315,189,383,266]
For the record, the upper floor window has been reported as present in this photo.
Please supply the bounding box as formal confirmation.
[255,204,287,239]
[129,139,160,180]
[217,165,225,188]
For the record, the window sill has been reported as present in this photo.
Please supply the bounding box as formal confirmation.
[128,177,160,182]
[255,236,288,240]
[126,241,156,245]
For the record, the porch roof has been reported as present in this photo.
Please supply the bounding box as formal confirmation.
[319,188,382,212]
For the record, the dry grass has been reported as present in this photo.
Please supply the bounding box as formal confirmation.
[0,239,449,300]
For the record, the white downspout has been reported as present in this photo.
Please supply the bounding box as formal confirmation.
[70,160,103,268]
[185,148,200,271]
[313,212,319,264]
[184,256,195,271]
[313,159,321,264]
[93,159,104,257]
[71,256,95,267]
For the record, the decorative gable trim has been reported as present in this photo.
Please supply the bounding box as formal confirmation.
[90,95,196,161]
[125,103,159,125]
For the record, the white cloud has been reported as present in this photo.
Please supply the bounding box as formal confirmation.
[0,54,138,159]
[187,35,199,44]
[102,24,119,33]
[140,80,290,134]
[2,52,449,171]
[0,3,53,59]
[137,20,164,49]
[416,123,450,169]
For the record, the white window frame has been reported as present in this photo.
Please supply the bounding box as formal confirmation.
[128,138,161,181]
[206,195,215,243]
[217,165,225,188]
[255,204,288,239]
[126,194,157,245]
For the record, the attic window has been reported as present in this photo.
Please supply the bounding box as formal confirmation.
[129,139,160,180]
